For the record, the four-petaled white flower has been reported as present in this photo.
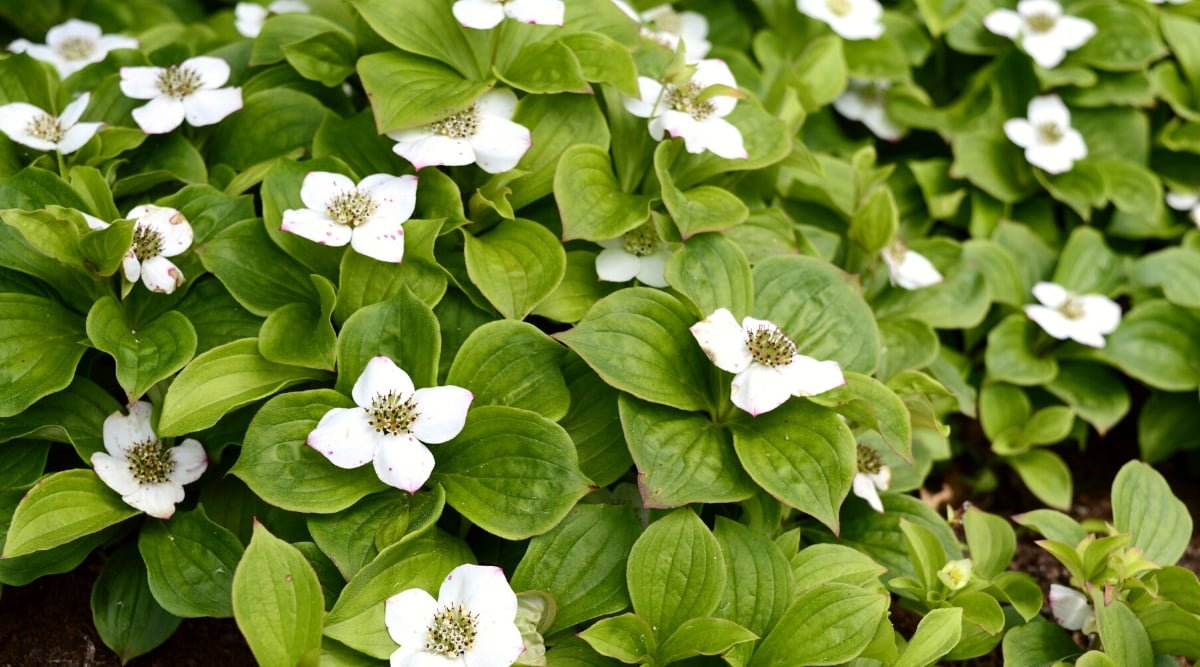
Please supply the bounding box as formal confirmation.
[636,4,712,62]
[1024,281,1121,349]
[282,171,418,263]
[452,0,565,29]
[91,401,208,520]
[386,564,525,667]
[388,89,532,174]
[1004,95,1087,175]
[307,356,473,493]
[796,0,885,41]
[120,56,243,134]
[983,0,1096,69]
[623,59,747,159]
[1166,190,1200,228]
[881,239,943,290]
[833,78,902,141]
[690,307,846,416]
[8,19,138,78]
[852,444,891,513]
[122,205,194,294]
[235,0,310,38]
[0,93,101,154]
[595,222,671,288]
[1049,584,1097,634]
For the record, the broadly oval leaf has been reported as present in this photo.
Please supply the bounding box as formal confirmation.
[626,508,726,638]
[91,544,181,664]
[0,293,87,418]
[750,583,889,667]
[463,218,566,320]
[138,506,244,618]
[446,320,570,420]
[1112,461,1192,566]
[3,469,139,558]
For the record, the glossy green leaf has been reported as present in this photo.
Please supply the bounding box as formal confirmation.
[962,506,1016,580]
[335,285,441,394]
[1009,449,1072,511]
[713,517,794,636]
[86,296,197,400]
[664,232,754,321]
[350,0,485,78]
[1045,362,1130,435]
[139,506,244,618]
[655,142,749,237]
[1102,300,1200,391]
[0,376,120,460]
[791,543,887,594]
[809,371,912,461]
[446,320,569,420]
[210,89,325,170]
[657,616,758,665]
[1095,594,1153,667]
[894,607,963,667]
[498,39,589,94]
[3,469,139,558]
[627,509,726,638]
[91,545,181,664]
[463,218,566,320]
[578,612,656,664]
[984,315,1058,386]
[0,293,87,418]
[196,218,317,317]
[1132,247,1200,309]
[258,274,337,371]
[357,50,489,132]
[556,144,653,242]
[750,583,889,667]
[558,354,631,487]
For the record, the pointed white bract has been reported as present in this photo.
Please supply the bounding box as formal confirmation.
[1024,281,1121,349]
[882,239,943,290]
[0,93,101,154]
[1003,95,1087,174]
[120,56,243,134]
[235,0,310,38]
[386,564,525,667]
[833,78,902,140]
[452,0,565,29]
[388,89,532,174]
[1049,584,1096,633]
[690,308,845,416]
[983,0,1095,69]
[1166,191,1200,228]
[852,445,891,513]
[117,205,194,294]
[623,59,747,159]
[282,171,418,263]
[91,401,208,519]
[8,19,138,78]
[595,223,671,288]
[796,0,884,40]
[306,356,473,493]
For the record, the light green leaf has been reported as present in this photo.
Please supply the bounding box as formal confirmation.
[894,607,963,667]
[0,293,87,418]
[657,617,758,665]
[1009,449,1072,511]
[984,315,1058,386]
[497,39,589,94]
[258,274,337,371]
[1072,1,1166,72]
[578,613,656,664]
[1112,461,1192,566]
[714,517,794,636]
[357,51,489,132]
[950,131,1036,203]
[139,506,244,618]
[210,89,325,170]
[3,469,138,558]
[86,297,198,400]
[463,218,566,320]
[447,320,569,420]
[1101,300,1200,391]
[963,507,1015,580]
[1045,362,1130,435]
[791,543,887,594]
[664,232,753,328]
[655,142,749,237]
[531,250,610,324]
[349,0,485,78]
[627,508,726,638]
[1094,594,1153,667]
[336,286,440,393]
[196,218,318,317]
[556,144,653,242]
[809,371,912,461]
[284,30,356,87]
[502,92,611,212]
[750,583,889,667]
[1132,247,1200,309]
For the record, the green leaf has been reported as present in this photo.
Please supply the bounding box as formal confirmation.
[463,218,566,320]
[901,519,950,591]
[750,583,889,667]
[91,545,181,664]
[1052,226,1122,295]
[3,469,139,558]
[1000,616,1081,666]
[139,506,244,618]
[446,320,569,420]
[1137,600,1200,660]
[1072,1,1166,72]
[578,613,656,664]
[86,297,197,400]
[850,187,900,255]
[655,142,750,237]
[0,293,87,418]
[196,218,318,317]
[249,13,353,65]
[1138,390,1198,463]
[963,506,1016,580]
[627,508,726,638]
[791,543,887,594]
[175,278,264,355]
[336,284,441,391]
[1045,362,1130,435]
[809,371,912,461]
[511,503,641,634]
[333,219,447,319]
[0,376,119,460]
[791,35,847,111]
[258,274,337,371]
[284,30,356,87]
[349,0,485,78]
[357,50,489,132]
[210,89,326,170]
[1094,595,1154,667]
[1009,449,1073,511]
[1012,509,1087,545]
[950,130,1036,203]
[1112,461,1192,566]
[498,39,589,93]
[307,492,403,580]
[559,354,632,487]
[1132,247,1200,309]
[531,250,610,324]
[433,406,592,540]
[669,99,791,188]
[665,232,754,321]
[984,315,1058,386]
[556,144,653,242]
[557,287,715,412]
[714,517,794,636]
[894,607,963,667]
[1101,300,1200,391]
[730,399,855,534]
[232,522,324,667]
[875,318,939,381]
[657,616,758,664]
[562,32,639,95]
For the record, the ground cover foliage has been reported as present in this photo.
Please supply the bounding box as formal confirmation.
[0,0,1199,664]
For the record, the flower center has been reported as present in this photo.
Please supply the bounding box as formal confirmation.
[57,36,96,61]
[25,113,65,143]
[424,603,479,658]
[156,65,203,99]
[325,190,378,227]
[132,224,165,261]
[1036,121,1063,144]
[125,439,176,484]
[885,238,908,262]
[1025,12,1057,34]
[746,325,797,367]
[1057,295,1086,320]
[826,0,854,17]
[622,223,660,257]
[366,390,420,436]
[857,444,884,475]
[858,81,887,106]
[431,105,480,139]
[665,82,716,121]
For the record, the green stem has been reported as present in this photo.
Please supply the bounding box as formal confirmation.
[55,150,67,178]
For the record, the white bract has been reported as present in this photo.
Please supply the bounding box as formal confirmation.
[690,308,845,416]
[796,0,884,40]
[8,19,137,78]
[235,0,310,38]
[595,223,671,288]
[388,89,531,174]
[1049,584,1097,633]
[1004,95,1087,174]
[452,0,564,29]
[852,445,891,513]
[1024,281,1121,349]
[881,239,943,290]
[639,4,712,62]
[0,93,101,154]
[120,56,243,134]
[1166,191,1200,228]
[833,79,902,141]
[91,401,207,519]
[983,0,1095,69]
[938,559,974,591]
[306,356,473,493]
[386,564,525,667]
[282,171,418,263]
[122,205,194,294]
[623,59,747,159]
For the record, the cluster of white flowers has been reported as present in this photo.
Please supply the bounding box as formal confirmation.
[1004,95,1087,175]
[984,0,1096,69]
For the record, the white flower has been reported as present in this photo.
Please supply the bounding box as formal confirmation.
[881,239,943,290]
[937,559,974,591]
[120,56,243,134]
[690,308,846,416]
[122,205,194,294]
[281,171,418,263]
[639,5,712,62]
[796,0,884,40]
[387,89,531,174]
[1003,95,1087,174]
[983,0,1096,69]
[1049,584,1096,633]
[235,0,310,38]
[386,564,525,667]
[1166,191,1200,228]
[452,0,565,29]
[91,401,208,520]
[1147,0,1190,4]
[852,445,891,513]
[595,223,671,288]
[1024,281,1121,349]
[623,59,747,159]
[8,19,138,78]
[306,356,473,493]
[833,79,902,141]
[0,93,101,154]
